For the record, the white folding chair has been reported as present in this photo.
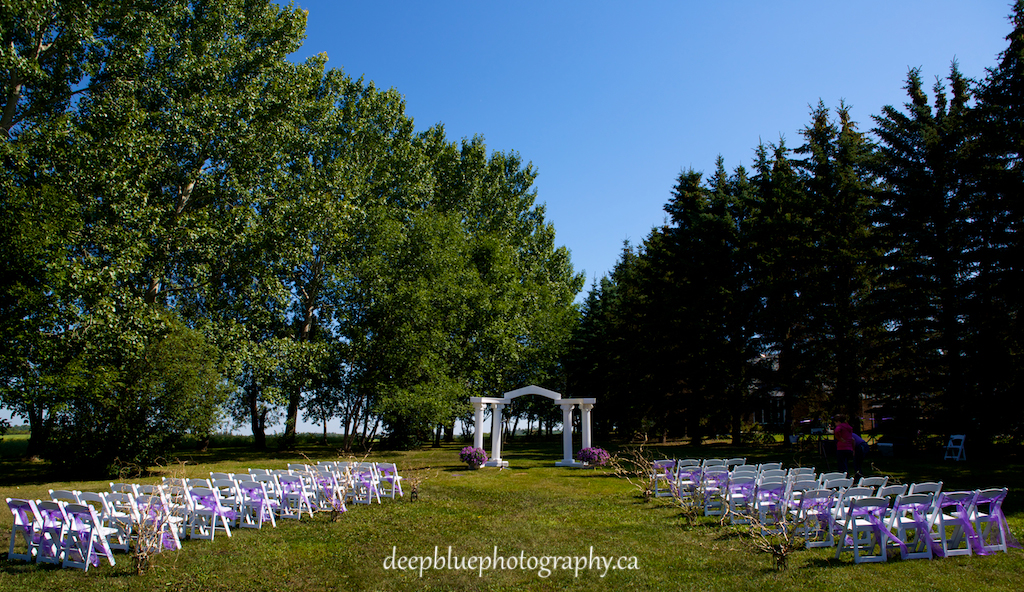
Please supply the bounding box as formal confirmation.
[35,499,70,565]
[311,468,347,513]
[236,480,278,529]
[887,493,934,560]
[727,474,756,525]
[211,479,242,524]
[755,478,787,534]
[795,489,836,548]
[101,492,137,553]
[61,503,116,570]
[134,494,183,552]
[702,468,729,517]
[651,459,676,498]
[6,498,43,562]
[944,434,966,461]
[972,488,1010,554]
[348,465,381,505]
[931,491,978,557]
[834,497,896,563]
[277,474,315,519]
[376,463,404,499]
[188,487,234,540]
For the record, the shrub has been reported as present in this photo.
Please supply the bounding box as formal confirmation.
[459,446,488,467]
[577,447,611,466]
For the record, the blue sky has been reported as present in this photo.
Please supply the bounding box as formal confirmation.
[289,0,1014,293]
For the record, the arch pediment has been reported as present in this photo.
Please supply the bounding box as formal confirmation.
[502,384,562,402]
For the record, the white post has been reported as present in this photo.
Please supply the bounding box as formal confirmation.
[580,403,593,450]
[555,403,579,466]
[487,403,508,467]
[473,401,485,451]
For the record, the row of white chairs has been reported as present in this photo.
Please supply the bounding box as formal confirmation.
[829,487,1011,563]
[6,460,405,571]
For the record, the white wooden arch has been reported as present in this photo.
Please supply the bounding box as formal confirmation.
[470,385,596,467]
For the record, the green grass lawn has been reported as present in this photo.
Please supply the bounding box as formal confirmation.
[1,438,1022,591]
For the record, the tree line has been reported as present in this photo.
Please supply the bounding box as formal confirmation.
[1,0,584,475]
[566,3,1024,449]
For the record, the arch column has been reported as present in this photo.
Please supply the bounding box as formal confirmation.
[472,401,486,450]
[580,403,594,450]
[485,402,508,467]
[555,402,582,467]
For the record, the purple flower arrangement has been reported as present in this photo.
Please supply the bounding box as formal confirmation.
[459,446,488,468]
[576,447,611,466]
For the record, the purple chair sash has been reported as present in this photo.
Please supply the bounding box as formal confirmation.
[844,504,908,557]
[935,495,987,556]
[191,492,239,522]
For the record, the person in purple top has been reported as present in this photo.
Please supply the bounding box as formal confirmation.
[833,414,854,476]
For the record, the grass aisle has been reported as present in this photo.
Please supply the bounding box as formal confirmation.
[1,440,1023,591]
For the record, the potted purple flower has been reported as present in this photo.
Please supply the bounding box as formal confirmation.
[576,447,611,467]
[459,446,488,469]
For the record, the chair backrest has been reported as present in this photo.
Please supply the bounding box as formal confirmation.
[877,484,908,504]
[76,491,110,516]
[789,479,820,497]
[936,490,977,518]
[725,457,746,468]
[287,463,309,472]
[759,469,786,481]
[187,478,213,489]
[677,458,700,467]
[110,482,138,497]
[253,473,281,495]
[248,468,269,476]
[838,486,874,505]
[973,487,1007,514]
[104,492,138,520]
[857,476,888,491]
[818,472,846,485]
[703,458,726,468]
[824,478,854,490]
[377,462,400,477]
[731,464,758,475]
[909,481,943,496]
[35,499,69,530]
[756,477,786,499]
[788,467,816,480]
[892,492,933,513]
[48,489,81,503]
[210,472,235,481]
[799,489,835,513]
[6,497,42,530]
[847,496,889,517]
[136,483,164,496]
[212,478,239,496]
[135,493,169,515]
[758,462,783,471]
